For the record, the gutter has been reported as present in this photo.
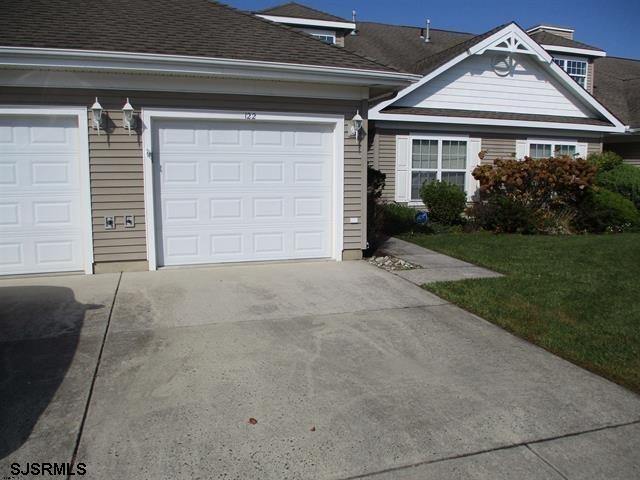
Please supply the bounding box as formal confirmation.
[0,47,420,87]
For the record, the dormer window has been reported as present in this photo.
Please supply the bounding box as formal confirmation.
[299,28,336,45]
[553,57,587,89]
[313,33,336,45]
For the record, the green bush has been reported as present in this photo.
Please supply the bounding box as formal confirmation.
[382,202,418,234]
[587,151,623,172]
[467,195,542,234]
[596,164,640,210]
[420,181,467,225]
[575,188,640,233]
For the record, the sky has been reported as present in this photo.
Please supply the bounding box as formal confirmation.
[228,0,640,60]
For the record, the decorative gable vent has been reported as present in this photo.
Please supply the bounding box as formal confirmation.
[477,31,548,62]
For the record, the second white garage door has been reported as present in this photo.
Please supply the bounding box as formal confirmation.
[154,119,335,266]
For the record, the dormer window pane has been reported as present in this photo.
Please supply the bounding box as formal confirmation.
[553,57,587,89]
[311,34,335,44]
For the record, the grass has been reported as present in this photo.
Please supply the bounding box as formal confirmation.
[398,232,640,394]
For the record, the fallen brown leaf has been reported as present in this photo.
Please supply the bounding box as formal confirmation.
[248,418,257,425]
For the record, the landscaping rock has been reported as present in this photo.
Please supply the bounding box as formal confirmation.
[367,255,421,272]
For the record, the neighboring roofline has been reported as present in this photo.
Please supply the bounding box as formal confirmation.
[368,111,623,133]
[541,44,606,57]
[527,25,575,34]
[0,46,420,87]
[256,14,355,31]
[369,23,625,131]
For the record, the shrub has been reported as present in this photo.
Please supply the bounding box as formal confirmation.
[575,188,640,233]
[367,167,386,250]
[467,195,542,234]
[382,202,418,234]
[419,180,467,225]
[472,157,596,210]
[596,164,640,210]
[587,151,623,172]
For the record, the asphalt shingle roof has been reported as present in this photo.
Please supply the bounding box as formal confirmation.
[594,56,640,128]
[0,0,397,72]
[344,21,475,74]
[259,2,350,23]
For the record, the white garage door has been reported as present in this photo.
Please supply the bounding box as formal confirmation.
[154,119,335,266]
[0,115,86,275]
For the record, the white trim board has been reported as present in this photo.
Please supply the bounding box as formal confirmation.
[0,46,419,87]
[0,106,93,275]
[256,14,355,31]
[541,45,606,57]
[369,23,624,133]
[368,112,622,133]
[140,108,345,271]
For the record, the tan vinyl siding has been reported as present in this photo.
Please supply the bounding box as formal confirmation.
[480,136,517,164]
[375,131,397,201]
[587,141,603,156]
[1,87,366,266]
[587,60,594,94]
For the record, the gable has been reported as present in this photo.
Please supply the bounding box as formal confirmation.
[370,23,625,132]
[396,51,594,118]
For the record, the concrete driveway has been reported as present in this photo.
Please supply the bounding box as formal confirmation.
[1,261,639,479]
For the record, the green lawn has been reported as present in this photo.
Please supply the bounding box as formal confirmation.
[399,232,640,393]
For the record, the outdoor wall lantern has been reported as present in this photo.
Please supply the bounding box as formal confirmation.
[91,97,103,134]
[122,98,136,134]
[349,110,363,140]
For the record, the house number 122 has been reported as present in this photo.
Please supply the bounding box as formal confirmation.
[244,112,257,120]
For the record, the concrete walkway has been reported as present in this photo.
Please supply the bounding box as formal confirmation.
[378,236,503,284]
[1,262,639,479]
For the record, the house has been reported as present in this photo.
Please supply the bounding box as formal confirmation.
[593,56,640,166]
[253,4,634,207]
[0,1,635,277]
[0,0,417,276]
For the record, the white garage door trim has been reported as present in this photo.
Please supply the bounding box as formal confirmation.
[0,106,93,275]
[141,109,345,270]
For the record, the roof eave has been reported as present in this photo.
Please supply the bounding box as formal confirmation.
[256,14,355,31]
[368,111,625,133]
[0,46,420,87]
[541,44,606,57]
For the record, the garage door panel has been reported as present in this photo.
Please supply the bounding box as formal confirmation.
[0,114,85,275]
[155,119,334,266]
[159,192,331,226]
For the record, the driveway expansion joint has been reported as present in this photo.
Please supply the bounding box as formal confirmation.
[524,444,569,480]
[67,272,122,479]
[335,418,640,480]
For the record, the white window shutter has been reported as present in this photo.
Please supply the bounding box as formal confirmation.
[395,135,410,202]
[467,138,482,200]
[515,139,527,160]
[576,142,588,159]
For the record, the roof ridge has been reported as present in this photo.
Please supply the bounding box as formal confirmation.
[258,1,350,23]
[216,1,401,72]
[410,22,512,73]
[356,19,477,36]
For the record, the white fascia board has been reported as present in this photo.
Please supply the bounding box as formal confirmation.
[527,25,575,34]
[368,112,626,133]
[0,47,418,87]
[256,14,355,30]
[541,45,606,57]
[370,23,624,129]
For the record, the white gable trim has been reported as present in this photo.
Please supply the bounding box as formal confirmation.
[541,45,606,57]
[369,23,624,132]
[369,112,623,133]
[256,14,355,31]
